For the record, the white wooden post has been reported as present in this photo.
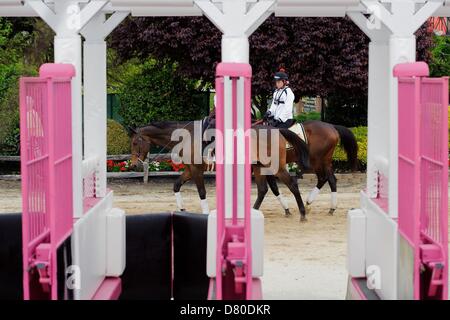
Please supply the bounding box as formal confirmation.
[27,0,108,218]
[81,11,129,198]
[351,0,444,217]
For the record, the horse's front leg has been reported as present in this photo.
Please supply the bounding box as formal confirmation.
[267,174,291,216]
[173,166,192,211]
[252,166,269,211]
[275,168,307,222]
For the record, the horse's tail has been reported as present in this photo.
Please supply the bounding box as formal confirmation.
[279,128,310,171]
[333,125,358,171]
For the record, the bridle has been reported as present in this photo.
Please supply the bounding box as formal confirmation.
[132,133,152,165]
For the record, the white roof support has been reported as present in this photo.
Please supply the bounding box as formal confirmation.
[195,0,275,63]
[348,11,392,199]
[80,10,129,198]
[26,0,108,218]
[27,0,108,36]
[349,0,445,219]
[361,0,445,36]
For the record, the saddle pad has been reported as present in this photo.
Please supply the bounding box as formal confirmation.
[287,123,308,149]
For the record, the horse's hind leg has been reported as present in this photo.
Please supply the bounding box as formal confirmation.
[173,167,192,211]
[275,169,306,222]
[267,175,291,216]
[327,170,338,215]
[253,167,269,211]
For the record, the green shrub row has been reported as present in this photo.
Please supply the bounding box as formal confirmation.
[332,126,367,171]
[107,119,130,155]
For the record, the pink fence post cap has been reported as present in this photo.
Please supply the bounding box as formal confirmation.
[39,63,76,79]
[393,62,429,78]
[216,63,252,77]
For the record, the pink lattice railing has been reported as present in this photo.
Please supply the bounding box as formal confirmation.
[395,62,448,300]
[20,64,75,300]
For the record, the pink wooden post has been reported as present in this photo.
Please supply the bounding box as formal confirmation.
[215,63,253,299]
[20,64,75,300]
[395,62,448,300]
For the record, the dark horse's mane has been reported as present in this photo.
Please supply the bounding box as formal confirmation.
[140,121,194,130]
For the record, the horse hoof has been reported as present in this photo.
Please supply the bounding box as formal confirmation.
[300,216,307,223]
[284,209,292,217]
[305,205,311,214]
[328,208,336,215]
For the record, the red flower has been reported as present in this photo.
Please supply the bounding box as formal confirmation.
[120,167,126,172]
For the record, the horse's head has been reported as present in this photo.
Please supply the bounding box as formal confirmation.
[129,127,151,169]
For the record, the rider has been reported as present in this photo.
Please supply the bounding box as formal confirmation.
[264,68,295,128]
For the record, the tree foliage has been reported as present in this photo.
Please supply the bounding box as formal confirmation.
[111,15,433,117]
[429,34,450,78]
[0,18,51,155]
[118,59,206,128]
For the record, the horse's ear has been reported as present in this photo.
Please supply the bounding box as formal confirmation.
[127,126,137,136]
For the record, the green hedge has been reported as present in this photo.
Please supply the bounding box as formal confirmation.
[332,126,367,171]
[0,63,37,155]
[107,119,130,155]
[294,111,321,122]
[118,60,206,128]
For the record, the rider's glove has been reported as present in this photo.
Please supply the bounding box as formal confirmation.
[263,111,272,121]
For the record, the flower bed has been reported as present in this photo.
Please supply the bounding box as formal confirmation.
[106,159,186,172]
[107,160,130,172]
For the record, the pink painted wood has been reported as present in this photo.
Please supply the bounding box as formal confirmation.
[20,64,75,300]
[395,62,448,300]
[214,63,253,300]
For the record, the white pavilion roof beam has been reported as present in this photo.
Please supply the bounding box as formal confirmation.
[435,0,450,16]
[275,0,362,17]
[0,1,37,16]
[109,0,201,16]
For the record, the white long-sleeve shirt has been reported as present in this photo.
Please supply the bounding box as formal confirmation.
[268,87,295,123]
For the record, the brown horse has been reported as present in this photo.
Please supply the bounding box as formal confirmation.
[205,110,358,215]
[255,120,358,215]
[129,120,311,220]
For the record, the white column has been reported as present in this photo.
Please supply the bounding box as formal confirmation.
[387,36,416,217]
[366,41,390,197]
[350,0,443,218]
[54,36,84,215]
[81,11,129,198]
[83,40,107,197]
[348,10,391,199]
[28,0,108,218]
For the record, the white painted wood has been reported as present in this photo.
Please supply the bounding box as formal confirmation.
[105,208,126,277]
[72,191,114,300]
[81,11,129,198]
[347,207,367,278]
[207,209,264,277]
[362,192,398,300]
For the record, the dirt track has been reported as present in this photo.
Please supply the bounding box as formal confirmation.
[0,176,363,299]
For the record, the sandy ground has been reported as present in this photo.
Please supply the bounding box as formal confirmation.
[0,177,361,299]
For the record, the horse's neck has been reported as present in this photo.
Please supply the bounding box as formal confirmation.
[141,123,192,147]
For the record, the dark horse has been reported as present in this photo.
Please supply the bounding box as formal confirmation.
[129,121,311,221]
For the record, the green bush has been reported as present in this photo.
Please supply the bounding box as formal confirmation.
[295,111,321,122]
[0,63,37,155]
[332,126,367,171]
[119,60,205,128]
[107,119,130,155]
